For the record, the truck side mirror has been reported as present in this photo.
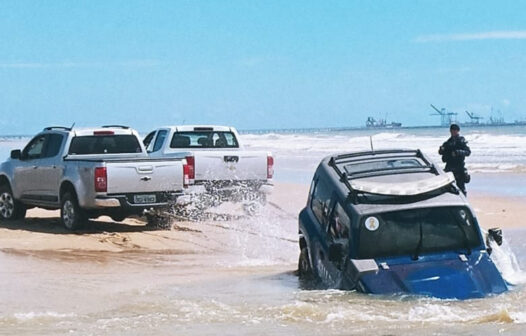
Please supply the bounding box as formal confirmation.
[10,149,21,160]
[328,243,344,262]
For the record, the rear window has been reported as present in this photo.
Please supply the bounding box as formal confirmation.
[358,207,481,259]
[170,131,239,149]
[68,135,142,155]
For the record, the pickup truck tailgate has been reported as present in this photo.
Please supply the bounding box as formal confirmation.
[194,151,267,181]
[106,161,183,194]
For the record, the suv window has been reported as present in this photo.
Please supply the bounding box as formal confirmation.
[152,130,167,152]
[328,202,351,241]
[358,207,481,259]
[43,134,64,158]
[23,135,47,159]
[310,178,332,228]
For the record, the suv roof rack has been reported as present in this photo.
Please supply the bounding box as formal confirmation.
[43,126,73,131]
[330,149,435,179]
[101,125,130,129]
[328,149,452,202]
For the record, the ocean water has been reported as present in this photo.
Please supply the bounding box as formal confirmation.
[3,126,526,175]
[0,224,525,336]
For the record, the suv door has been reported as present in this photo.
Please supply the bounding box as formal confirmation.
[323,202,352,285]
[308,176,337,285]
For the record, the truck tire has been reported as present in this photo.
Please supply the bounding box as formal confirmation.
[298,247,313,277]
[146,214,172,230]
[0,185,26,220]
[60,192,87,230]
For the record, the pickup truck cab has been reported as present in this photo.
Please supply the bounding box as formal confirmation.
[143,125,273,213]
[298,149,508,299]
[0,126,191,229]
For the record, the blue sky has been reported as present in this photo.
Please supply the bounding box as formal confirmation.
[1,0,526,134]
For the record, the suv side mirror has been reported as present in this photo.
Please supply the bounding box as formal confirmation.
[328,243,344,262]
[488,228,503,246]
[10,149,21,160]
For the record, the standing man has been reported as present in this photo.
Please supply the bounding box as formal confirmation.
[439,124,471,195]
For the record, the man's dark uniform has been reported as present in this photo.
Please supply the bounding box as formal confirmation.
[439,127,471,195]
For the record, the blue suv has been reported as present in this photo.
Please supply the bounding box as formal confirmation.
[298,149,507,299]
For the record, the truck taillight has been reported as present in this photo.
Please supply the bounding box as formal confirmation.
[185,156,195,181]
[95,167,107,192]
[267,155,274,179]
[183,163,190,188]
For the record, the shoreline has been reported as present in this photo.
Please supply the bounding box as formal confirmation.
[0,182,524,256]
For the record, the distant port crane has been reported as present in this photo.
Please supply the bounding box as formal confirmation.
[430,104,458,126]
[465,110,484,125]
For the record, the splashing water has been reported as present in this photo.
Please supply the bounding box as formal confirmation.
[489,235,526,286]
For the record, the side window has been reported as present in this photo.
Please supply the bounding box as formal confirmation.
[310,178,332,228]
[223,133,237,147]
[152,130,167,152]
[328,202,351,241]
[23,135,47,160]
[143,131,156,152]
[43,134,64,158]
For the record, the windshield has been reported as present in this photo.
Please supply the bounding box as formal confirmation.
[68,135,142,154]
[170,131,239,149]
[357,207,481,259]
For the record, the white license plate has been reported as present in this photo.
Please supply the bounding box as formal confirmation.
[134,194,156,204]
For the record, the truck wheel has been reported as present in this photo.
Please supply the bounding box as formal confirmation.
[0,185,26,220]
[110,214,127,222]
[61,192,87,230]
[298,247,313,277]
[146,214,172,230]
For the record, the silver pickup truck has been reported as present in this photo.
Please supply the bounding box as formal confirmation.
[0,126,191,229]
[143,125,273,214]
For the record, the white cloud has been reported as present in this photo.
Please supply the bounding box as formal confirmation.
[414,30,526,43]
[0,60,161,69]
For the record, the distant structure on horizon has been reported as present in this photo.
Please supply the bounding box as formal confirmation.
[365,116,402,129]
[430,104,458,127]
[430,104,526,127]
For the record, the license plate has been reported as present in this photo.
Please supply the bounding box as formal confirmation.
[133,194,156,204]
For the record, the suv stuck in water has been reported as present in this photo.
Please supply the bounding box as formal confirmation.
[298,149,508,299]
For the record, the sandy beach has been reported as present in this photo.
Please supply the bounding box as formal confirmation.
[0,182,523,255]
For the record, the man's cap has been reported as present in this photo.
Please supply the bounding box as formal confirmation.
[450,123,460,131]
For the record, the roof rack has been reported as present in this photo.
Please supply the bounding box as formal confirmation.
[328,150,452,202]
[331,149,436,179]
[101,125,130,129]
[43,126,72,131]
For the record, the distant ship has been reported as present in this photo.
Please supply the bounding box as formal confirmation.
[366,117,402,129]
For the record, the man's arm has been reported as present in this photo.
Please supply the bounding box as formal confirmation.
[454,137,471,157]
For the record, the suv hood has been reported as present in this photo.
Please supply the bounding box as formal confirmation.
[358,251,508,299]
